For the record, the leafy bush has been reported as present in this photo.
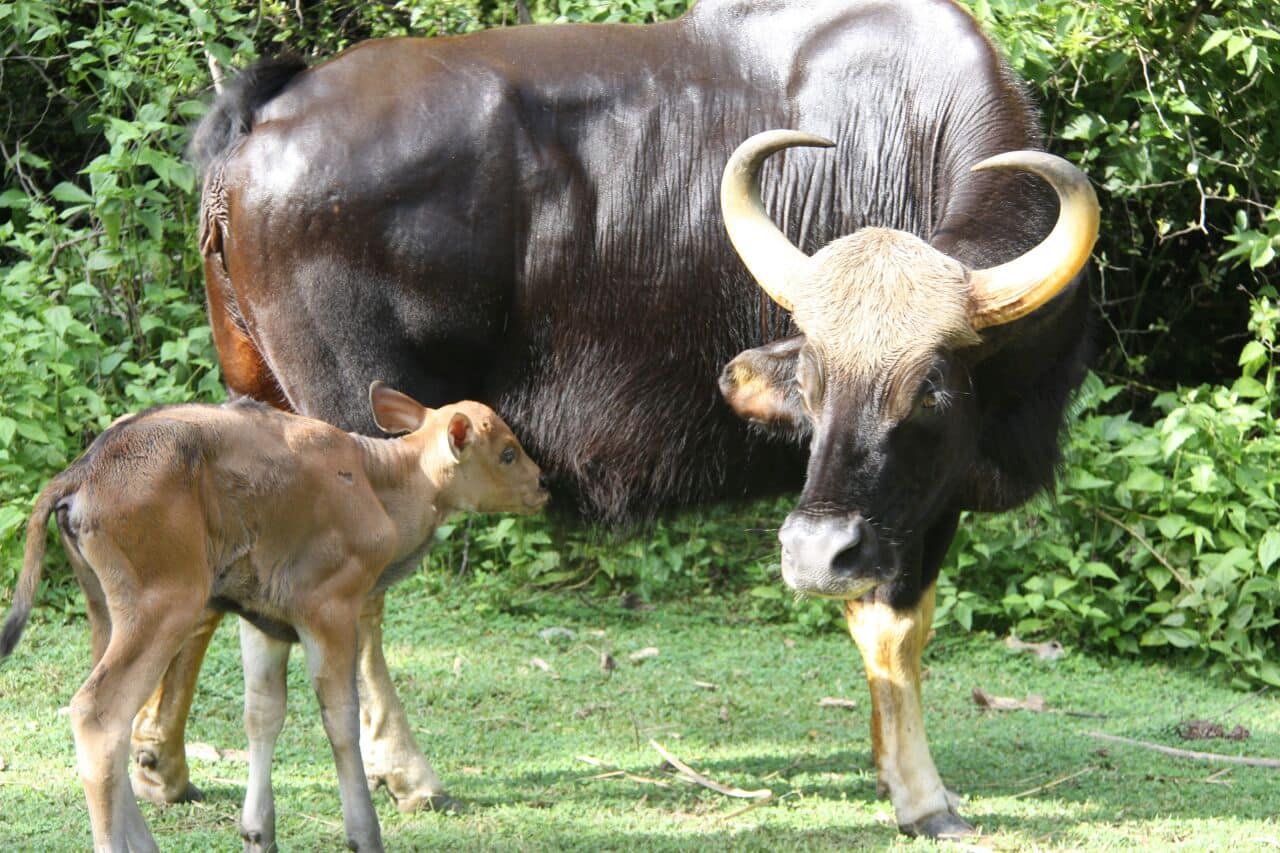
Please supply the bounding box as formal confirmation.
[3,0,1278,686]
[938,292,1280,686]
[964,0,1279,390]
[0,0,498,593]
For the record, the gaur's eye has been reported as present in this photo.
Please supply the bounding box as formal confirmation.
[500,446,518,465]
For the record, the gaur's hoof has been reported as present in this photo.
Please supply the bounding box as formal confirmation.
[394,791,464,815]
[900,809,976,840]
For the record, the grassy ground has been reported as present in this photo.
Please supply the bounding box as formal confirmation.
[1,569,1277,851]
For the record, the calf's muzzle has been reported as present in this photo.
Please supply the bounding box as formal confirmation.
[779,512,890,598]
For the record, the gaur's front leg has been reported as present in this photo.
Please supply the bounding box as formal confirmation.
[846,584,974,840]
[357,592,457,812]
[131,608,224,804]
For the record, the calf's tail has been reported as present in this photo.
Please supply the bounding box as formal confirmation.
[1,479,70,658]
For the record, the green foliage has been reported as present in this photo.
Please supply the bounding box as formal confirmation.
[963,0,1279,386]
[420,494,841,634]
[538,0,688,23]
[1,1,240,601]
[2,0,1278,689]
[938,293,1280,687]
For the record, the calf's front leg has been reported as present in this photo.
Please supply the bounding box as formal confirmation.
[357,592,455,812]
[846,583,973,839]
[239,620,291,852]
[301,602,383,853]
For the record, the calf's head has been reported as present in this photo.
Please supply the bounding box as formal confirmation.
[719,130,1098,598]
[369,382,549,514]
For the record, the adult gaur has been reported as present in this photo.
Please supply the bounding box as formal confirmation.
[133,0,1097,838]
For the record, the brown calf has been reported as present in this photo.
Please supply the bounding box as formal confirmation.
[0,383,547,852]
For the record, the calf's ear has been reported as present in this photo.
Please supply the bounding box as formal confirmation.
[719,336,811,441]
[369,381,431,435]
[445,412,473,460]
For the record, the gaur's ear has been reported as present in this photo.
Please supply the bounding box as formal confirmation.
[719,335,811,441]
[444,412,473,460]
[369,381,431,435]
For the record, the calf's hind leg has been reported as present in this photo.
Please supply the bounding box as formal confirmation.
[357,592,455,812]
[71,595,204,852]
[130,608,224,804]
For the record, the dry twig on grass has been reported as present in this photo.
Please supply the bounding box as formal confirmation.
[1087,731,1280,769]
[1011,766,1094,798]
[576,754,671,788]
[649,739,772,800]
[972,686,1048,712]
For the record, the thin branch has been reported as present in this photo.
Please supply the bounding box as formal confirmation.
[1088,731,1280,769]
[47,229,101,267]
[1011,766,1094,799]
[575,755,671,788]
[649,740,772,799]
[1092,507,1193,593]
[715,792,776,822]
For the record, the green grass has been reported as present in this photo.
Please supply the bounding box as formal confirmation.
[1,570,1278,850]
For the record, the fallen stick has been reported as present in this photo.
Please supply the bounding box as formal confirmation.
[576,754,671,788]
[649,739,772,799]
[715,792,775,823]
[1088,731,1280,769]
[1011,766,1094,799]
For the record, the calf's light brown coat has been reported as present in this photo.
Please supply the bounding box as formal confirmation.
[0,383,546,852]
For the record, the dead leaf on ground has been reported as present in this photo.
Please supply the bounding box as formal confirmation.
[574,703,613,719]
[819,696,858,710]
[187,742,222,762]
[600,651,617,674]
[1004,635,1066,661]
[0,754,7,771]
[629,647,660,663]
[972,686,1048,713]
[538,626,576,644]
[693,680,718,691]
[1177,719,1251,741]
[530,657,560,679]
[452,655,463,676]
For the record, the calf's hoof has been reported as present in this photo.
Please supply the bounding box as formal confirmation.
[393,790,464,815]
[241,828,277,853]
[899,809,976,840]
[131,750,204,804]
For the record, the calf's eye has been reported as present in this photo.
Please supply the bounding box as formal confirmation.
[500,447,518,465]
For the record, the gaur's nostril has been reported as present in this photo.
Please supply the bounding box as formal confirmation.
[136,749,158,769]
[831,539,862,577]
[538,473,550,490]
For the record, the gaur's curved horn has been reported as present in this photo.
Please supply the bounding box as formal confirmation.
[721,130,836,313]
[966,151,1100,330]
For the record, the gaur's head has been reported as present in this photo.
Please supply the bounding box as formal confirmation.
[718,130,1098,599]
[368,382,550,514]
